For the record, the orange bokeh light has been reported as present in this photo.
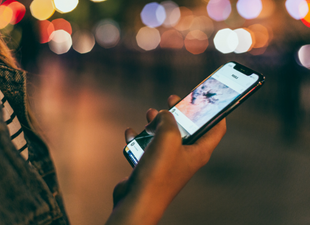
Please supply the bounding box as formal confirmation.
[160,29,183,49]
[0,5,13,29]
[248,24,269,49]
[184,30,209,54]
[301,3,310,27]
[38,20,55,43]
[51,18,72,35]
[4,1,26,24]
[174,7,193,31]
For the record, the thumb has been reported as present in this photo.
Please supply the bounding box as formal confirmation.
[145,110,179,136]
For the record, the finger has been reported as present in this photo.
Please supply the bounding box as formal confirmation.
[167,95,181,108]
[145,110,179,136]
[146,108,158,123]
[125,128,138,143]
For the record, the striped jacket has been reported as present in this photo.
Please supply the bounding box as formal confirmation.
[0,63,69,224]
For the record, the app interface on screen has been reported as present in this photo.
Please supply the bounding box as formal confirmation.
[125,63,259,164]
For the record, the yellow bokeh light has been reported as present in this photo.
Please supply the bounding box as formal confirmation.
[0,6,13,29]
[54,0,79,14]
[30,0,55,20]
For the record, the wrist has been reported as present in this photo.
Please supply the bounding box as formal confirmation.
[106,185,169,225]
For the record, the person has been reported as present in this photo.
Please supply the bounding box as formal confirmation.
[0,35,226,224]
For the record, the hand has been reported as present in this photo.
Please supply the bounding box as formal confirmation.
[106,95,226,225]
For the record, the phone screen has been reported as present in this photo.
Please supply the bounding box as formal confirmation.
[124,62,261,166]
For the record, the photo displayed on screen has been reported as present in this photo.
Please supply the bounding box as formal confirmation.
[175,77,239,129]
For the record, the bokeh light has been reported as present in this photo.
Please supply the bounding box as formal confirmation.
[161,1,180,28]
[48,30,72,54]
[3,1,26,25]
[248,24,269,48]
[184,30,209,55]
[207,0,231,22]
[38,20,54,43]
[285,0,309,20]
[95,19,120,48]
[30,0,55,20]
[301,3,310,27]
[190,16,214,38]
[0,5,13,29]
[90,0,106,2]
[160,29,183,49]
[233,28,253,54]
[141,2,166,28]
[298,45,310,69]
[2,0,14,6]
[51,18,72,35]
[136,26,160,51]
[213,28,239,54]
[257,0,275,19]
[72,30,95,54]
[237,0,263,20]
[174,7,193,31]
[54,0,79,14]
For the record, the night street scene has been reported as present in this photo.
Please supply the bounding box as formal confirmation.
[1,0,310,224]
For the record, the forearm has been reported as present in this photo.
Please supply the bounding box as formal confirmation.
[105,188,170,225]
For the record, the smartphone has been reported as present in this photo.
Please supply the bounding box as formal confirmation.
[124,61,265,167]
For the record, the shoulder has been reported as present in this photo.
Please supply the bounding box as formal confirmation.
[0,62,26,84]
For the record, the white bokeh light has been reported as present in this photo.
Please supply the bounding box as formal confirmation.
[48,30,72,54]
[95,19,120,48]
[298,45,310,69]
[213,28,239,54]
[233,28,253,53]
[136,26,161,51]
[237,0,262,20]
[285,0,309,20]
[54,0,78,13]
[72,30,95,54]
[161,1,180,27]
[141,2,166,28]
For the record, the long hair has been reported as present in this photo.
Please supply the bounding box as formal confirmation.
[0,35,18,69]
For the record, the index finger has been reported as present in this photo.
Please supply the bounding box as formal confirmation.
[167,95,181,108]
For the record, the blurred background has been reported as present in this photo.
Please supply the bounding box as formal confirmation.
[1,0,310,224]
